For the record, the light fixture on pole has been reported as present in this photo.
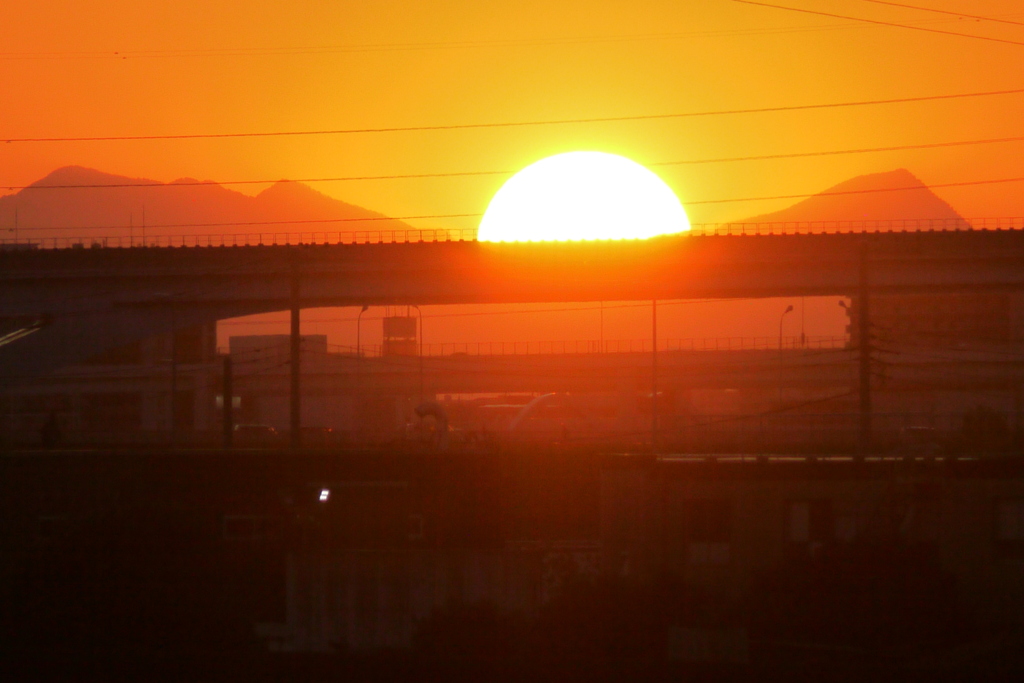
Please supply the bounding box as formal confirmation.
[778,305,794,407]
[356,305,369,358]
[355,305,370,441]
[779,305,794,350]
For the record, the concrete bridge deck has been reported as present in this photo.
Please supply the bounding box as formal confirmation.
[3,229,1024,379]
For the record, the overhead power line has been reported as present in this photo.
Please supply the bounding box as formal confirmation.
[4,87,1024,143]
[7,214,476,232]
[0,23,903,60]
[852,0,1024,27]
[5,171,508,191]
[7,133,1024,192]
[9,176,1024,235]
[733,0,1024,47]
[219,298,773,326]
[2,14,996,62]
[660,135,1024,166]
[688,175,1024,205]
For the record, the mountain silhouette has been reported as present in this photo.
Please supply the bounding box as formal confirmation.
[739,168,966,226]
[3,166,969,245]
[0,166,413,242]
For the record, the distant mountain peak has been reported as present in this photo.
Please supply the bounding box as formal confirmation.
[256,179,324,200]
[29,166,143,188]
[0,166,412,236]
[253,178,393,220]
[739,168,965,225]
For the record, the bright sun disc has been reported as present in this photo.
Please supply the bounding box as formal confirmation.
[478,151,689,242]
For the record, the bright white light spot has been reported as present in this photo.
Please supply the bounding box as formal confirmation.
[319,489,330,502]
[478,151,690,242]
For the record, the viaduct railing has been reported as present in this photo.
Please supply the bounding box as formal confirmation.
[316,335,849,358]
[215,336,847,360]
[3,218,1024,250]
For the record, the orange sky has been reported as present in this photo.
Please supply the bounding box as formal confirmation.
[3,0,1024,228]
[3,1,1022,349]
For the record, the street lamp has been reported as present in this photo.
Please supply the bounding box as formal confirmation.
[778,304,794,408]
[355,305,369,440]
[779,305,794,350]
[356,305,370,358]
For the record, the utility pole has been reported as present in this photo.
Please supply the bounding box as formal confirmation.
[418,308,424,401]
[290,259,302,450]
[652,299,658,453]
[858,244,872,455]
[170,306,178,447]
[223,355,233,449]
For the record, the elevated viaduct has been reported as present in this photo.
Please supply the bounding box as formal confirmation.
[3,229,1024,379]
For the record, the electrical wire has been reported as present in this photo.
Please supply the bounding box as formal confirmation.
[9,133,1024,192]
[3,214,472,232]
[5,87,1024,143]
[0,23,894,61]
[218,298,813,325]
[733,0,1024,47]
[851,0,1024,27]
[9,175,1024,239]
[689,175,1024,205]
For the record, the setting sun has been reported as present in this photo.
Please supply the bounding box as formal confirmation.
[477,152,690,242]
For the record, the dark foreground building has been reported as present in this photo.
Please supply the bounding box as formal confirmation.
[2,448,1024,679]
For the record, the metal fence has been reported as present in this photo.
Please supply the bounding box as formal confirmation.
[663,411,989,453]
[0,228,477,250]
[3,218,1023,250]
[315,335,848,358]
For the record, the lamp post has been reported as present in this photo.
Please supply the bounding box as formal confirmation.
[170,305,177,446]
[356,305,370,359]
[355,305,369,441]
[778,305,793,407]
[779,305,794,351]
